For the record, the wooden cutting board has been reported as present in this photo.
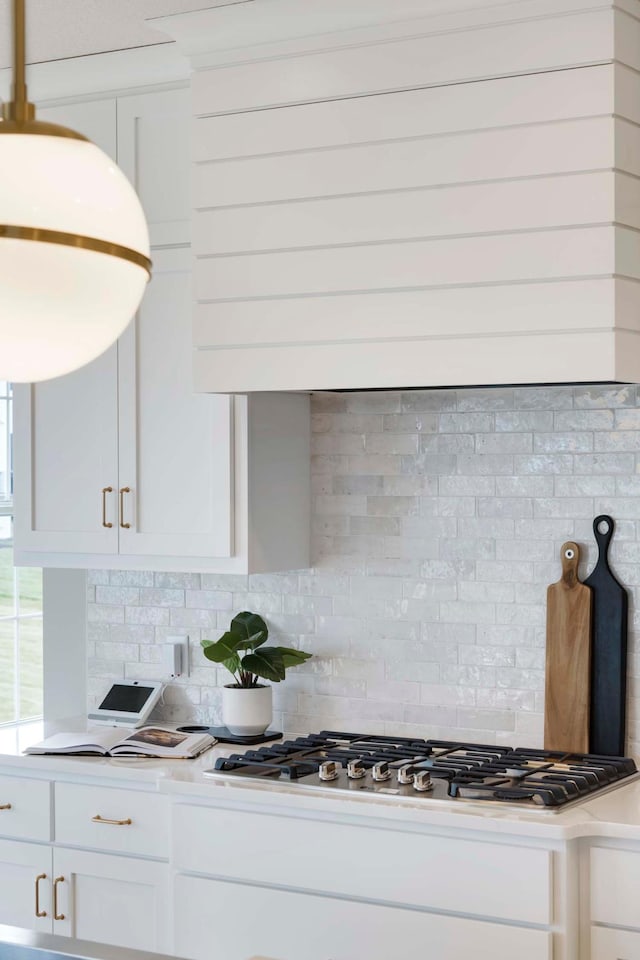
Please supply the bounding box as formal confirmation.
[584,515,628,756]
[544,541,592,753]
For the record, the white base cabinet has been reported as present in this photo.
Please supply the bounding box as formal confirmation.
[6,762,640,960]
[171,800,555,959]
[590,845,640,960]
[0,839,52,934]
[0,841,168,950]
[592,927,640,960]
[0,773,170,951]
[52,848,169,952]
[174,874,552,960]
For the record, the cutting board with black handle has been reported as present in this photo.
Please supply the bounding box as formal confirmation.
[584,515,628,756]
[544,541,592,753]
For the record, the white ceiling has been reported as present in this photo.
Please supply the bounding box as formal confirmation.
[0,1,241,69]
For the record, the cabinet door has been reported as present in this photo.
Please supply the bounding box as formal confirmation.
[116,86,233,559]
[0,839,52,933]
[174,875,551,960]
[117,88,190,248]
[13,349,119,556]
[13,99,120,559]
[52,848,169,952]
[117,246,232,559]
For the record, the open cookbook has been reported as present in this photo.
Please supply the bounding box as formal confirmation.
[24,725,216,759]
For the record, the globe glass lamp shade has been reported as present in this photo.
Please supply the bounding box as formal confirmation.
[0,133,150,382]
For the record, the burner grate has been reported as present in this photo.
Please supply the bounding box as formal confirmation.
[210,731,638,809]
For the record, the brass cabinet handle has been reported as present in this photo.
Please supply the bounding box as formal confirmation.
[35,873,47,917]
[101,486,113,528]
[53,876,65,921]
[0,803,11,810]
[92,814,132,826]
[119,486,131,529]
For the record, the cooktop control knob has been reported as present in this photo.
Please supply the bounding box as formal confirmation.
[396,764,415,785]
[347,758,366,779]
[372,761,392,782]
[318,761,340,782]
[413,770,433,792]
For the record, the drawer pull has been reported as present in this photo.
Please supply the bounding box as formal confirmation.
[92,814,132,826]
[53,876,65,921]
[35,873,47,917]
[0,803,11,810]
[101,486,113,528]
[119,486,131,529]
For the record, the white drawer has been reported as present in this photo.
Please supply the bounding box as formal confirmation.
[591,847,640,929]
[172,804,552,925]
[55,783,168,859]
[592,925,640,960]
[175,875,552,960]
[0,774,51,842]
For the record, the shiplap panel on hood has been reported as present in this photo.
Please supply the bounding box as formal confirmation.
[191,8,614,114]
[159,0,640,391]
[194,173,620,254]
[193,65,616,162]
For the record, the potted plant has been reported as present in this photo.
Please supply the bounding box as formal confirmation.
[201,611,312,735]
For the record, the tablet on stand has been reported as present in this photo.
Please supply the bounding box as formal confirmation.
[87,680,163,728]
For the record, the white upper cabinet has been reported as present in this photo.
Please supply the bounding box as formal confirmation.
[116,89,191,248]
[157,0,640,391]
[13,89,310,573]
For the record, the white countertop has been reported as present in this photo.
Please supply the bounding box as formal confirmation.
[2,721,640,842]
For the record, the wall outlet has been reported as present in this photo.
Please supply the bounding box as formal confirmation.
[163,637,189,679]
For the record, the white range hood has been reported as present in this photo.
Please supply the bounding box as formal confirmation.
[157,0,640,392]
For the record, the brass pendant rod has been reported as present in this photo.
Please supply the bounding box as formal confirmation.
[3,0,34,123]
[12,0,27,107]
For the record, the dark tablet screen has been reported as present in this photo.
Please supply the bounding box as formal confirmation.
[98,684,155,713]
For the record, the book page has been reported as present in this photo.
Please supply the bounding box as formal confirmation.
[119,727,189,749]
[25,727,124,754]
[111,726,213,757]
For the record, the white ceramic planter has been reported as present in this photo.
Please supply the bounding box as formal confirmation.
[222,684,273,736]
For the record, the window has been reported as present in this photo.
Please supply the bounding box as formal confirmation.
[0,383,43,724]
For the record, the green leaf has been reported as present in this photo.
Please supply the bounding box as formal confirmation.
[273,647,313,669]
[242,648,286,683]
[200,632,243,664]
[236,631,268,652]
[229,612,268,648]
[222,654,242,676]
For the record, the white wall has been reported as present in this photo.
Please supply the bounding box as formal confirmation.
[87,384,640,754]
[44,568,87,723]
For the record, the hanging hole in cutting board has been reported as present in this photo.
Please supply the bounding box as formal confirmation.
[564,548,575,560]
[597,519,610,535]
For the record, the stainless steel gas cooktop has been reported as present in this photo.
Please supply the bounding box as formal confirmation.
[204,730,639,813]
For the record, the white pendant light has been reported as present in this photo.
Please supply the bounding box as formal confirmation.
[0,0,151,382]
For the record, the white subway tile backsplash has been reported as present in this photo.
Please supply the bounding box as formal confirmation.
[476,433,533,454]
[574,386,634,408]
[384,413,438,433]
[513,388,573,410]
[87,385,640,755]
[124,607,169,627]
[534,432,593,453]
[614,408,640,428]
[574,453,635,474]
[496,411,554,431]
[185,590,233,610]
[456,389,514,412]
[139,588,185,607]
[88,604,125,624]
[594,432,640,452]
[420,433,475,454]
[365,434,418,455]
